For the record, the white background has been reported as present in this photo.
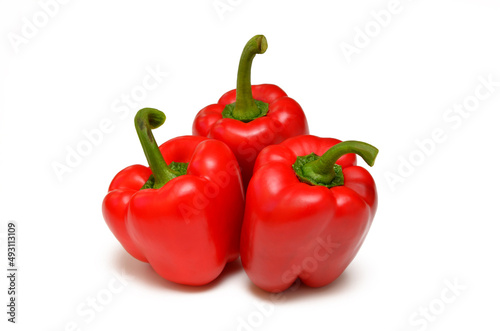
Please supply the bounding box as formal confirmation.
[1,0,499,330]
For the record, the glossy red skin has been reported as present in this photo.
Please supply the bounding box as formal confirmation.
[192,84,309,189]
[240,135,378,292]
[102,136,245,286]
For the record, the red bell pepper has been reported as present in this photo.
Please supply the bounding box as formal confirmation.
[192,35,309,188]
[103,108,245,286]
[240,135,378,292]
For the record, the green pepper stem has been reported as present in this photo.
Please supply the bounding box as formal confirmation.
[232,35,268,121]
[134,108,177,189]
[301,141,379,186]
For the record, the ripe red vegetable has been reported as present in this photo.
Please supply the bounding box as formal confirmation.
[240,135,378,292]
[193,35,309,188]
[103,108,245,286]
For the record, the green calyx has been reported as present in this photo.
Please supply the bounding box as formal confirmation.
[135,108,188,190]
[293,153,345,188]
[293,141,379,188]
[222,100,269,122]
[140,162,188,189]
[222,35,269,122]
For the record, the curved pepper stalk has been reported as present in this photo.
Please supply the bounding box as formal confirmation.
[135,108,187,189]
[222,35,269,122]
[295,141,379,188]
